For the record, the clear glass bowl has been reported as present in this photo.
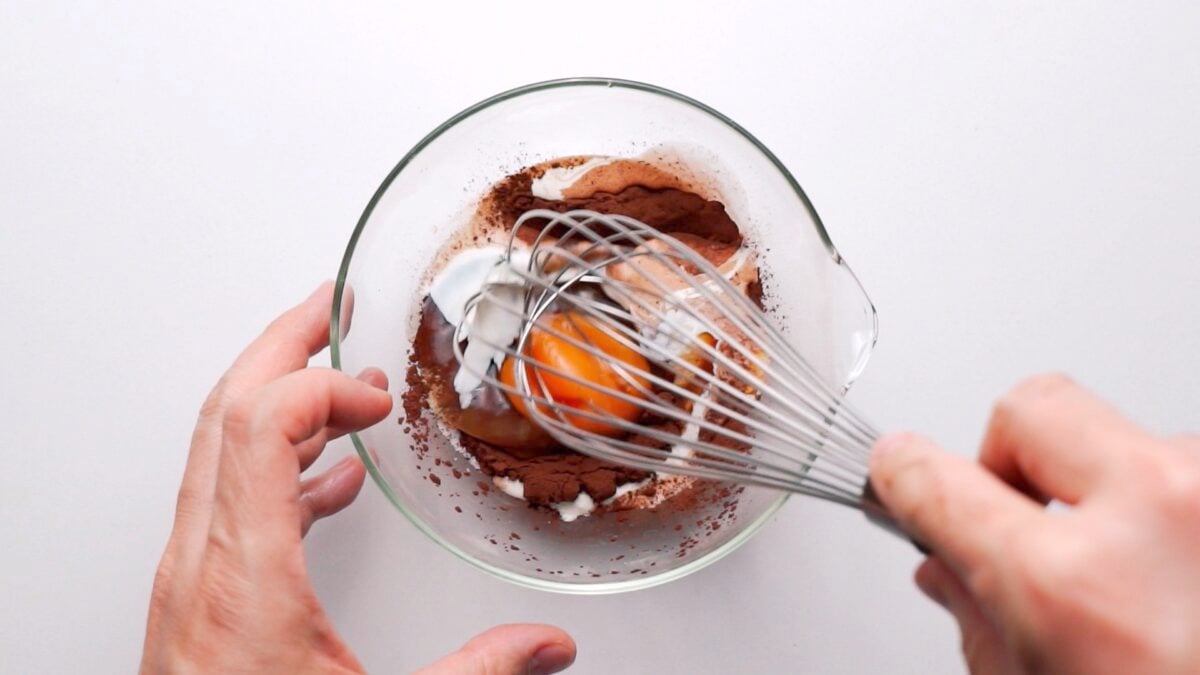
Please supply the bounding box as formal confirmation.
[331,78,877,594]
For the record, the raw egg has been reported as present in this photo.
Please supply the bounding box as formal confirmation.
[500,313,650,436]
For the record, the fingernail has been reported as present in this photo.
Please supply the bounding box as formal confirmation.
[529,644,575,675]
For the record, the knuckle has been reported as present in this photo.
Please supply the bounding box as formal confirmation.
[221,395,257,442]
[196,565,252,633]
[993,372,1075,424]
[263,312,296,340]
[1007,530,1094,628]
[1017,535,1070,589]
[462,646,502,675]
[148,558,180,613]
[264,314,312,353]
[964,563,1002,608]
[1002,528,1172,671]
[890,452,950,525]
[173,486,205,522]
[298,500,316,538]
[1153,459,1200,517]
[963,517,1031,603]
[198,378,237,425]
[1015,372,1076,398]
[198,370,257,434]
[197,394,224,426]
[987,397,1014,435]
[453,630,526,675]
[1169,465,1200,500]
[1129,452,1171,491]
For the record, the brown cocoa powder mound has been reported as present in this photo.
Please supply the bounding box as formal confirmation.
[486,172,742,246]
[458,433,649,506]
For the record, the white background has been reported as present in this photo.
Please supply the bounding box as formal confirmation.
[3,1,1199,673]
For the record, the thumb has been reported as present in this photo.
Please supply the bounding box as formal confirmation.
[416,624,576,675]
[869,432,1040,576]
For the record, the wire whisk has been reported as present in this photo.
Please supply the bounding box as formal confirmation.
[453,209,902,537]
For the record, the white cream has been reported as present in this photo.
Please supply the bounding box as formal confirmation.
[552,492,596,523]
[669,391,710,465]
[606,478,651,502]
[427,246,532,408]
[429,247,506,326]
[629,245,757,363]
[493,476,525,500]
[645,307,708,360]
[485,474,651,523]
[529,157,617,200]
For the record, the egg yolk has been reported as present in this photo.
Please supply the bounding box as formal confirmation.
[499,313,650,436]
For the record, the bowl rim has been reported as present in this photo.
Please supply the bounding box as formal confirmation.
[330,76,877,594]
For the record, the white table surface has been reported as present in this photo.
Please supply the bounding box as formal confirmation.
[4,2,1199,673]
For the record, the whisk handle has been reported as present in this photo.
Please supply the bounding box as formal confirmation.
[861,480,929,554]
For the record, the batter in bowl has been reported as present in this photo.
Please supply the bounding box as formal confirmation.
[403,154,764,521]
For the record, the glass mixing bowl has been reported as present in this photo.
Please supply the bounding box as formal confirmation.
[331,78,877,594]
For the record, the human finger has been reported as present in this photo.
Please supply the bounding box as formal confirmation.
[294,367,389,471]
[219,281,341,406]
[415,624,576,675]
[979,374,1150,504]
[175,282,337,531]
[333,282,355,343]
[211,368,392,560]
[870,433,1043,577]
[1165,433,1200,452]
[915,557,1014,675]
[299,455,367,537]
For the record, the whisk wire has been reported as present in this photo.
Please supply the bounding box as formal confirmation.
[451,209,884,517]
[515,210,881,442]
[469,279,873,480]
[501,216,881,462]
